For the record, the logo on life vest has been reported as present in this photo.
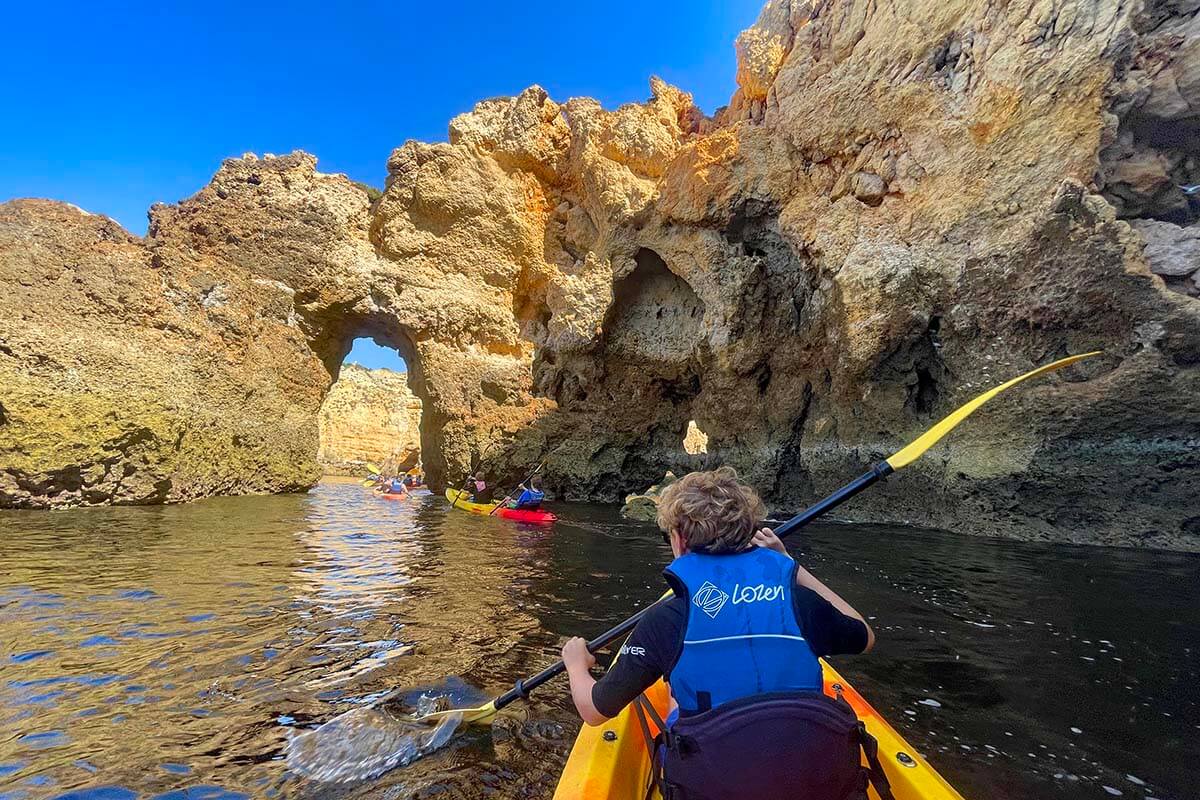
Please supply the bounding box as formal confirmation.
[619,644,646,657]
[731,583,785,604]
[692,581,730,619]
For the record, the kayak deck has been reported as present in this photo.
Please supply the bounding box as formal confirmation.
[444,489,557,524]
[553,660,963,800]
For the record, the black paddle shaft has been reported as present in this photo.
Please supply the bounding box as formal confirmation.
[773,461,893,538]
[490,460,894,712]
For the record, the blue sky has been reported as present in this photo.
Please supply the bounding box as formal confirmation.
[346,338,408,372]
[1,0,763,240]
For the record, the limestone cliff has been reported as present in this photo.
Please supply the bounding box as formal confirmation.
[2,0,1198,549]
[317,364,421,475]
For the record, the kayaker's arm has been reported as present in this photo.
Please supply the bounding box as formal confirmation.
[754,528,875,652]
[794,565,875,652]
[562,637,609,726]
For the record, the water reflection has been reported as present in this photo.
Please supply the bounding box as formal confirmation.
[0,480,1196,800]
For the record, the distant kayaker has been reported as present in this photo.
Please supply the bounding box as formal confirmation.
[468,472,492,503]
[375,476,407,495]
[560,466,881,799]
[508,475,545,510]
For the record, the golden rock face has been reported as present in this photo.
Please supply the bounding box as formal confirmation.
[2,0,1199,548]
[318,365,422,476]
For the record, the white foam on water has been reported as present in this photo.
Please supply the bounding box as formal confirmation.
[286,693,462,783]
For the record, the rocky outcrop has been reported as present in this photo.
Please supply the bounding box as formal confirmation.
[621,471,677,522]
[317,364,421,475]
[2,0,1199,549]
[1131,218,1200,295]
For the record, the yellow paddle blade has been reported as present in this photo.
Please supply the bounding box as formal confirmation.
[418,700,498,725]
[361,480,376,487]
[886,352,1102,470]
[365,462,381,474]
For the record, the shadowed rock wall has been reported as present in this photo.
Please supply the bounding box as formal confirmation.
[2,0,1198,549]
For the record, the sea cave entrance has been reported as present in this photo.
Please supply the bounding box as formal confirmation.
[317,336,424,481]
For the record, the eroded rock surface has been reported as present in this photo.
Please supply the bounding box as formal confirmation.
[317,364,422,475]
[2,0,1199,549]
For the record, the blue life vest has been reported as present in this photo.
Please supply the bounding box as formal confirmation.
[665,548,821,713]
[388,479,405,493]
[515,488,545,506]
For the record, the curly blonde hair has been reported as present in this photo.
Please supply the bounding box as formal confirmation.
[656,466,766,554]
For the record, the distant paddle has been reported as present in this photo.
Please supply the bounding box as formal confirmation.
[418,352,1102,726]
[361,462,384,487]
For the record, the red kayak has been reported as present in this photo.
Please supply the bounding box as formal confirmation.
[446,489,556,524]
[379,492,408,501]
[494,506,557,524]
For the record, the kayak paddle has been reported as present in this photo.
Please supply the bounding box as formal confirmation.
[361,462,384,487]
[418,351,1102,724]
[489,461,546,516]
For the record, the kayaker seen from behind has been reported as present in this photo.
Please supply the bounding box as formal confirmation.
[375,476,408,496]
[507,475,545,511]
[468,472,492,503]
[561,466,882,799]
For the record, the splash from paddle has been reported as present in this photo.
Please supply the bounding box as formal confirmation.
[286,692,462,783]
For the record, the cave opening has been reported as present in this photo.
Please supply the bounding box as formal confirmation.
[682,419,709,455]
[317,335,425,482]
[603,248,706,360]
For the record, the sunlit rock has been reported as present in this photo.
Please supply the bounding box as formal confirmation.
[318,364,422,475]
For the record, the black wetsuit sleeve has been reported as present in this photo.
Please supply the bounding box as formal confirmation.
[591,597,686,719]
[793,585,870,656]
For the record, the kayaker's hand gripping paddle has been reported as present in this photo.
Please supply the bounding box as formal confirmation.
[417,352,1102,724]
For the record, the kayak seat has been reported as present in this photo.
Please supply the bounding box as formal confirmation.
[656,691,893,800]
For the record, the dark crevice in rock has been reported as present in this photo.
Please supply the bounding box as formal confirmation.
[753,361,772,395]
[654,374,702,406]
[771,381,815,500]
[906,367,940,415]
[1098,4,1199,230]
[0,402,7,427]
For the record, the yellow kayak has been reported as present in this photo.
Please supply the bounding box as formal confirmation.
[445,488,499,513]
[553,660,963,800]
[445,488,558,523]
